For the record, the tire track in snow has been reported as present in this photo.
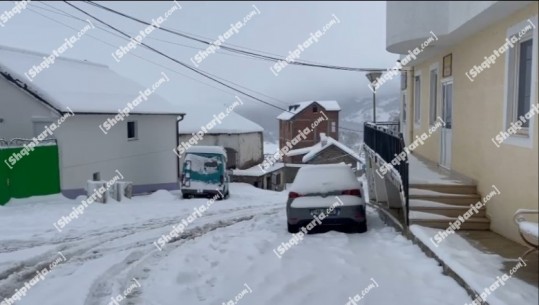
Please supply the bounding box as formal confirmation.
[0,204,281,254]
[83,208,281,305]
[0,204,281,303]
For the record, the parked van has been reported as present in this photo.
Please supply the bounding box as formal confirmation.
[181,146,229,200]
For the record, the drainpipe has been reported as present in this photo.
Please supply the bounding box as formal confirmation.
[176,114,185,181]
[407,67,414,145]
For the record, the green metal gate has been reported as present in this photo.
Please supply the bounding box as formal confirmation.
[0,139,61,205]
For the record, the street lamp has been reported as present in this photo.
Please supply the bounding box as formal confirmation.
[366,72,383,124]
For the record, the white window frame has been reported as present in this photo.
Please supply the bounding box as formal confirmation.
[127,121,138,141]
[502,15,538,149]
[429,63,439,126]
[331,121,336,133]
[414,72,422,127]
[402,91,407,123]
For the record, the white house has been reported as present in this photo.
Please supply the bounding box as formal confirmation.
[178,109,264,170]
[0,45,184,198]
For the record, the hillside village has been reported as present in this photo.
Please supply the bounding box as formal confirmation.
[0,1,538,305]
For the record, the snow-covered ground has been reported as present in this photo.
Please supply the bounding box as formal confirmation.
[0,183,474,305]
[411,225,538,305]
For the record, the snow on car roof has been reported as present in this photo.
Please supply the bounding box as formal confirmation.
[277,100,340,120]
[185,145,227,156]
[289,163,361,193]
[0,45,183,115]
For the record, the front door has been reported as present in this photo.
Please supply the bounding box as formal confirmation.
[440,81,453,169]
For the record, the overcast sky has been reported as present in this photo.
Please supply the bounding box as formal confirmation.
[0,1,400,140]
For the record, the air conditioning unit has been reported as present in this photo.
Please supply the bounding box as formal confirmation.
[116,181,133,201]
[86,180,108,204]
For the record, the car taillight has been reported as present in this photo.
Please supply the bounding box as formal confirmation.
[342,189,362,197]
[288,192,302,199]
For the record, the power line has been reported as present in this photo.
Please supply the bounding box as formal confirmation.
[30,2,365,134]
[84,0,388,73]
[61,1,365,134]
[35,1,293,109]
[26,6,248,99]
[31,2,284,103]
[33,1,272,64]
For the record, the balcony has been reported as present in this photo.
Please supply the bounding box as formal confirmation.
[386,1,531,59]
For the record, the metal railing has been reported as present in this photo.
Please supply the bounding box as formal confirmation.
[363,122,409,224]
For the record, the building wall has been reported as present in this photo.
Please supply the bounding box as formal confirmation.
[56,115,179,196]
[232,169,285,191]
[287,154,304,164]
[279,103,339,150]
[405,3,538,243]
[305,145,359,166]
[178,132,263,172]
[0,76,179,197]
[0,75,58,138]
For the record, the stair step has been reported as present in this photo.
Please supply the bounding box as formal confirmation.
[410,183,477,194]
[409,211,490,230]
[410,188,481,205]
[409,200,486,217]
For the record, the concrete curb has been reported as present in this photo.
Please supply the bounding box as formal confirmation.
[370,203,489,305]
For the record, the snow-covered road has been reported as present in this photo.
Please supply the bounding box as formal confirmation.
[0,184,472,305]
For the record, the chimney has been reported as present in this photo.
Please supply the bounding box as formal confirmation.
[320,133,327,146]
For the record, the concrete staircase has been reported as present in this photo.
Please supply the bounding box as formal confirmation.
[408,183,490,230]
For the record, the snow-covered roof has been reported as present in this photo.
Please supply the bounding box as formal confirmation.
[286,133,361,163]
[232,162,285,177]
[277,100,340,120]
[285,146,313,157]
[178,108,263,134]
[185,145,227,156]
[0,45,183,115]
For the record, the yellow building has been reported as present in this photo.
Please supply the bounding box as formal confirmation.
[385,1,538,243]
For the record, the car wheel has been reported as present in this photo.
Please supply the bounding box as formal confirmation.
[287,222,299,233]
[182,193,190,199]
[356,221,367,233]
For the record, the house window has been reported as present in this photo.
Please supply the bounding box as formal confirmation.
[512,38,533,131]
[501,16,537,148]
[414,75,421,125]
[127,121,138,140]
[313,106,318,112]
[429,68,438,125]
[505,16,537,139]
[331,121,336,132]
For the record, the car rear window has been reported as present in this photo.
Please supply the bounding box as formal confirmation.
[290,164,361,194]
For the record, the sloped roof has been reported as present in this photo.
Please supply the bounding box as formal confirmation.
[232,162,285,177]
[0,45,183,115]
[286,133,361,163]
[185,145,227,156]
[178,108,263,134]
[277,100,340,120]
